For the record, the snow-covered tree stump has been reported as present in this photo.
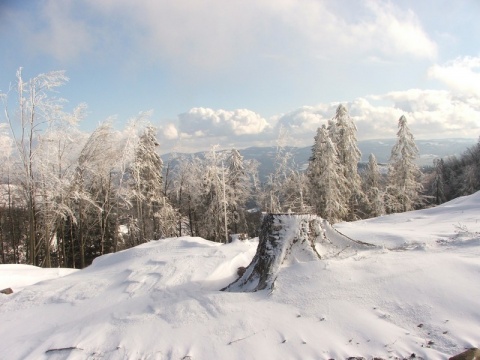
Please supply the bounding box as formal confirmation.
[222,214,323,292]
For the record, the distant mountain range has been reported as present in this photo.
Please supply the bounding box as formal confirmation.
[163,138,477,181]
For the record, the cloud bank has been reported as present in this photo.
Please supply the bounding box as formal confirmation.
[159,55,480,153]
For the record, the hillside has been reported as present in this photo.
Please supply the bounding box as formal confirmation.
[1,192,480,359]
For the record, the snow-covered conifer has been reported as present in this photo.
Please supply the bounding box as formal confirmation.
[386,115,423,213]
[131,125,177,241]
[332,104,364,220]
[307,125,348,222]
[430,158,446,205]
[363,153,385,217]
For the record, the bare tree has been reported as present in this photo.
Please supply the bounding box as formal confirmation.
[2,68,69,265]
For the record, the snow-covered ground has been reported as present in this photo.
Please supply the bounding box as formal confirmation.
[1,193,480,359]
[0,265,78,293]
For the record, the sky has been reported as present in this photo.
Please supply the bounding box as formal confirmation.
[1,0,479,153]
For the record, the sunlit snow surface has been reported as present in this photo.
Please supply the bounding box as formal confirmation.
[1,193,480,359]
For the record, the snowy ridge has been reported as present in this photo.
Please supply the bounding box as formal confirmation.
[335,191,480,249]
[1,194,480,359]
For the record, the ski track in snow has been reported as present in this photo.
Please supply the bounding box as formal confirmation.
[1,193,480,359]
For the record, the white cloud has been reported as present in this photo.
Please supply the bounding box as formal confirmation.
[364,89,480,139]
[428,56,480,97]
[359,1,437,59]
[270,0,437,60]
[273,105,334,140]
[71,88,479,154]
[162,123,179,140]
[177,108,269,137]
[158,87,480,153]
[0,123,13,158]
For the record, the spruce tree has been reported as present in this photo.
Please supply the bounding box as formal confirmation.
[307,125,348,222]
[363,153,385,217]
[131,126,176,241]
[386,115,423,213]
[332,104,364,220]
[431,158,446,205]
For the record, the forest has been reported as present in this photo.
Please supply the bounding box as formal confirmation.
[1,69,479,268]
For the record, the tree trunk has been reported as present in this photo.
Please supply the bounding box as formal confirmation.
[222,213,375,293]
[222,214,322,292]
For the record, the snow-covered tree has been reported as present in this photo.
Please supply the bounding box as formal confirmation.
[430,158,446,205]
[386,115,423,213]
[261,126,294,213]
[363,153,385,217]
[70,122,118,268]
[130,125,177,242]
[226,149,252,234]
[34,106,86,267]
[307,125,348,223]
[170,155,203,236]
[0,124,22,264]
[281,170,313,214]
[2,68,69,265]
[198,146,230,242]
[332,104,364,220]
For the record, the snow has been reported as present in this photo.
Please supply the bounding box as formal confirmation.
[0,265,78,292]
[1,193,480,359]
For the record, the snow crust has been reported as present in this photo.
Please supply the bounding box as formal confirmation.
[1,193,480,359]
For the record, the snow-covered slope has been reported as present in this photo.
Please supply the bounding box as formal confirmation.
[0,265,78,292]
[1,193,480,359]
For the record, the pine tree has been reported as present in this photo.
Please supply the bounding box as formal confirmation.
[363,153,385,217]
[332,104,364,220]
[430,158,446,205]
[307,125,348,222]
[386,115,423,213]
[130,126,176,241]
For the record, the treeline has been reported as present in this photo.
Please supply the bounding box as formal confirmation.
[0,70,478,268]
[424,140,480,205]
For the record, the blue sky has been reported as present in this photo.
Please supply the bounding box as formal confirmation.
[1,0,479,153]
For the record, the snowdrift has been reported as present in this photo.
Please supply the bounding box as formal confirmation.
[1,193,480,359]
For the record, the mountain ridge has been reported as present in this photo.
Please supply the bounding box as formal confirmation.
[162,138,477,180]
